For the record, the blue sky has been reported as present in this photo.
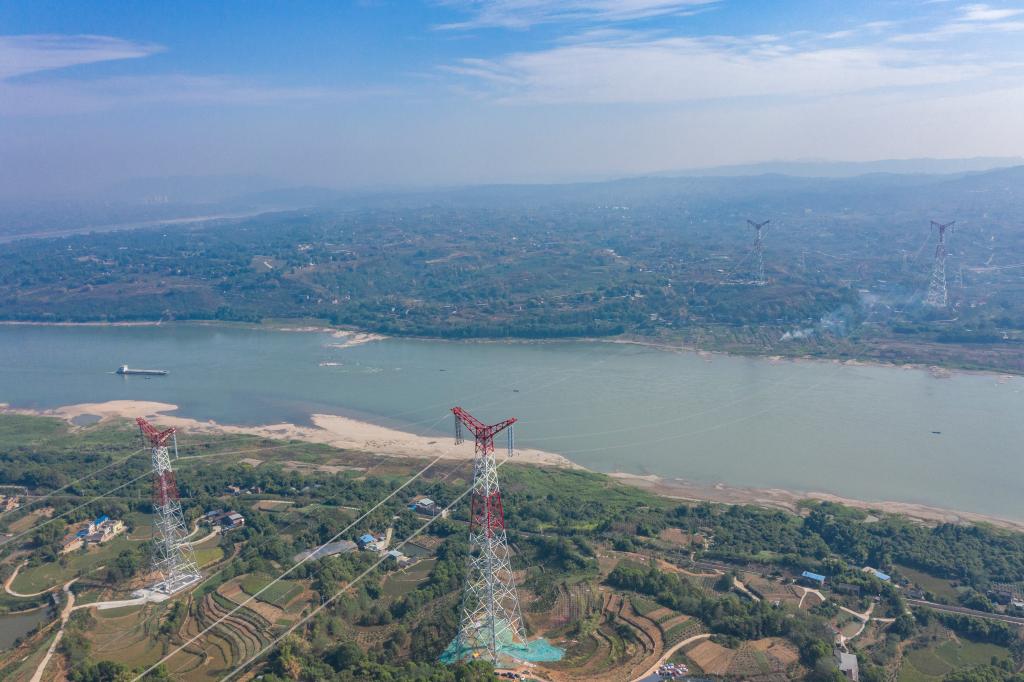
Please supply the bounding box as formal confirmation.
[2,1,1024,197]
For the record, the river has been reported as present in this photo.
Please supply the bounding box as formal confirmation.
[1,323,1022,520]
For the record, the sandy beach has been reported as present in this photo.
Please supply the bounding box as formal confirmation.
[611,472,1024,534]
[4,398,1022,531]
[7,399,577,469]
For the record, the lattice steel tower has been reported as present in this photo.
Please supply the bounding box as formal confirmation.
[451,406,524,665]
[137,418,201,594]
[748,219,770,286]
[925,220,955,308]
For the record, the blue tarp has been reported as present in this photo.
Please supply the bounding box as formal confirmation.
[440,635,564,665]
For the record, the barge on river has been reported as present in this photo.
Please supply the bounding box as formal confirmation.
[116,365,168,376]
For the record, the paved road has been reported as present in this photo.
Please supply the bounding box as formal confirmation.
[907,599,1024,625]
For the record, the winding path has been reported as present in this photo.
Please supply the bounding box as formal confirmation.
[28,585,169,681]
[4,561,61,598]
[28,581,75,682]
[631,633,712,682]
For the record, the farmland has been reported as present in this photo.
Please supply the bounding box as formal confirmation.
[0,413,1023,680]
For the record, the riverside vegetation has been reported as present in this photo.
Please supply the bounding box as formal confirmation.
[3,168,1024,372]
[0,414,1023,680]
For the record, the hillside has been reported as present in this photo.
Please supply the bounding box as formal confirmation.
[2,168,1024,372]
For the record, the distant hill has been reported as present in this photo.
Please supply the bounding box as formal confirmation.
[663,157,1024,178]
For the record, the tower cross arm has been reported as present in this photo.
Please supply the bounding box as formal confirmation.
[452,407,516,439]
[136,417,175,447]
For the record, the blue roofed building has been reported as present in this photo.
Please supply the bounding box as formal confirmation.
[801,571,826,586]
[863,567,890,582]
[357,533,376,549]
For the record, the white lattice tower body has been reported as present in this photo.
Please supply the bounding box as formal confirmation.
[925,220,954,308]
[748,219,769,286]
[138,419,201,594]
[452,407,525,665]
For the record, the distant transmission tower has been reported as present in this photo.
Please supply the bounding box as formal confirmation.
[747,219,770,286]
[925,220,955,308]
[451,406,524,666]
[137,418,201,594]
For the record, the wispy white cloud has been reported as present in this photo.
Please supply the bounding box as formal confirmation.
[0,33,380,116]
[0,34,162,80]
[960,3,1024,20]
[435,0,719,30]
[0,74,384,116]
[892,3,1024,40]
[443,32,997,104]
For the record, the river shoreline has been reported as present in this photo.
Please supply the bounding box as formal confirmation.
[1,319,1019,379]
[2,400,577,470]
[4,399,1022,533]
[610,473,1024,534]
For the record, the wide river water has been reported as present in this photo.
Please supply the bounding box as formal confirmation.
[1,323,1022,520]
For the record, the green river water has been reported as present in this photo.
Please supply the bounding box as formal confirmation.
[1,323,1021,520]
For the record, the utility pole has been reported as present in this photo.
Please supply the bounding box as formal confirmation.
[747,219,770,286]
[450,406,524,666]
[925,220,955,308]
[137,418,201,595]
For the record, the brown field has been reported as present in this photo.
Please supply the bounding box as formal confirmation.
[657,527,693,546]
[85,602,176,671]
[687,639,737,675]
[218,577,287,624]
[7,508,54,534]
[750,637,800,667]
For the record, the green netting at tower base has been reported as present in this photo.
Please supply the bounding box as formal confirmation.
[440,627,564,665]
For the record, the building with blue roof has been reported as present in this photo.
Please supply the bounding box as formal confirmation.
[93,514,109,526]
[357,533,376,549]
[800,571,826,585]
[863,567,890,582]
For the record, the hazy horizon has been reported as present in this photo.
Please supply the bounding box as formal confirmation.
[4,1,1024,199]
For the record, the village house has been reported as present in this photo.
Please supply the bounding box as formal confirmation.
[220,511,245,531]
[409,496,448,518]
[357,533,388,552]
[387,549,414,568]
[60,514,125,554]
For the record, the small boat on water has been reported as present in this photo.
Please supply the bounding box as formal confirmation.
[116,365,168,376]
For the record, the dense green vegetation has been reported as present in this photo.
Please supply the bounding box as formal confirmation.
[4,168,1024,371]
[2,414,1024,680]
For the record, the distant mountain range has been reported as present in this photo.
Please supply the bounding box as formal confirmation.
[2,158,1023,239]
[662,156,1024,178]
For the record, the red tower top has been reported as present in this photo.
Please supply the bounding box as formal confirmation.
[137,417,176,447]
[452,407,516,456]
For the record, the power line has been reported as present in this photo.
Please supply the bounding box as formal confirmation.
[0,470,154,549]
[0,447,146,520]
[132,445,453,681]
[215,457,506,682]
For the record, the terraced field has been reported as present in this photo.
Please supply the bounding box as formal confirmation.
[543,593,666,682]
[85,603,171,670]
[153,590,278,679]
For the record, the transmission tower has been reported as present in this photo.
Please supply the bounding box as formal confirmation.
[137,418,201,595]
[747,219,770,286]
[925,220,955,308]
[451,406,524,666]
